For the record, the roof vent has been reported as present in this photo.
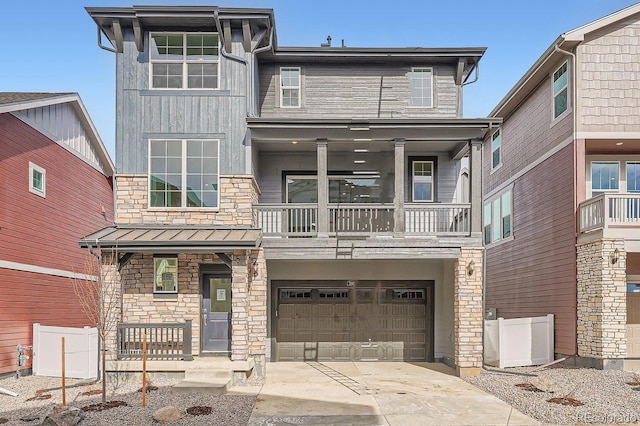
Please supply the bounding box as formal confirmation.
[321,35,331,47]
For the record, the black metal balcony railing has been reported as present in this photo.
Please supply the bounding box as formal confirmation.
[117,320,193,360]
[255,203,471,237]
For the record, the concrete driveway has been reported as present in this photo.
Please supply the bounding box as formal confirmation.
[246,362,539,425]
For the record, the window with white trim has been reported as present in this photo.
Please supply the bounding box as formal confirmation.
[280,67,301,107]
[491,129,501,170]
[154,257,178,293]
[553,61,569,119]
[412,160,434,202]
[591,161,619,196]
[409,67,433,107]
[29,162,46,198]
[149,139,219,208]
[627,162,640,193]
[484,188,512,245]
[150,32,219,89]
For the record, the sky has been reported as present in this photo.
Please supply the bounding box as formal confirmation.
[0,0,638,158]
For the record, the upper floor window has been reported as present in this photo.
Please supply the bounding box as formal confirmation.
[628,162,640,193]
[484,188,512,245]
[591,161,619,195]
[409,68,433,107]
[280,67,301,108]
[149,139,219,208]
[150,32,219,89]
[491,129,501,170]
[553,61,569,119]
[411,160,434,202]
[29,162,46,198]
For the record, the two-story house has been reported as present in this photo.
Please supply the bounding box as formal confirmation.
[484,3,640,370]
[0,93,114,377]
[84,5,500,379]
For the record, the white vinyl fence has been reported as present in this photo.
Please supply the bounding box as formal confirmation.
[484,314,554,368]
[32,323,98,379]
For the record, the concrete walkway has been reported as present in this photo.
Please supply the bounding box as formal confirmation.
[245,362,539,425]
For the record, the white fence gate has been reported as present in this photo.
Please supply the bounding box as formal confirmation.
[32,323,98,379]
[484,314,554,368]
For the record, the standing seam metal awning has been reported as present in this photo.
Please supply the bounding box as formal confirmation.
[79,226,262,253]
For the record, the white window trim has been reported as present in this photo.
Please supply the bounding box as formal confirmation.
[411,160,435,202]
[154,256,178,294]
[483,185,514,248]
[408,67,434,108]
[490,128,502,172]
[585,156,640,198]
[149,32,220,90]
[551,60,571,125]
[147,138,220,210]
[279,67,301,108]
[29,162,46,198]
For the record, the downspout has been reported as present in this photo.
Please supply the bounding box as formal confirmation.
[459,60,479,117]
[96,26,117,53]
[554,41,578,357]
[250,26,274,118]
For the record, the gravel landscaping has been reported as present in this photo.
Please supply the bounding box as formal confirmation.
[0,375,258,425]
[464,365,640,424]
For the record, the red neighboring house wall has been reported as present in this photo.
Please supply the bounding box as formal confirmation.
[0,113,113,376]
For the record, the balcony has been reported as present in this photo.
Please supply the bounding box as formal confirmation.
[255,203,471,237]
[579,193,640,239]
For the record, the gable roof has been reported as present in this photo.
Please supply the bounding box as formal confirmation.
[0,92,114,176]
[490,2,640,119]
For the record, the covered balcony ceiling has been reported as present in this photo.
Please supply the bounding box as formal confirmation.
[586,138,640,155]
[248,117,501,156]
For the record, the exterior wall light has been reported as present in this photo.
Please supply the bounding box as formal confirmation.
[467,260,475,276]
[612,248,620,265]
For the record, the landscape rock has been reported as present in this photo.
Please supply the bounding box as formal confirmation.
[152,406,181,424]
[40,405,85,426]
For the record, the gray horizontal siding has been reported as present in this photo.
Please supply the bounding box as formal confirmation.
[258,63,459,119]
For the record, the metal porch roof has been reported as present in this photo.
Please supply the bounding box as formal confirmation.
[79,226,262,253]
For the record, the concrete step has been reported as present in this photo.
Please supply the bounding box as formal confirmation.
[171,378,230,395]
[184,368,233,381]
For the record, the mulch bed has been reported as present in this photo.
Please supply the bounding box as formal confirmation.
[81,401,128,412]
[0,418,8,424]
[515,383,544,392]
[186,406,212,416]
[547,397,584,406]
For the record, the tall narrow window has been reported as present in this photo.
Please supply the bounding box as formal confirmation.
[484,187,513,245]
[627,162,640,193]
[154,257,178,293]
[149,139,219,208]
[409,67,433,107]
[553,61,569,119]
[491,129,501,170]
[150,32,219,89]
[412,161,434,202]
[29,162,46,198]
[591,161,619,196]
[280,67,301,107]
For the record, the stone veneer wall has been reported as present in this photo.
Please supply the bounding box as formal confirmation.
[454,247,484,377]
[114,174,259,225]
[577,238,626,362]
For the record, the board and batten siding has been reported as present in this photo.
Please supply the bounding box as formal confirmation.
[257,151,461,203]
[484,72,573,194]
[578,14,640,132]
[258,63,459,119]
[485,144,577,356]
[0,113,114,375]
[116,29,251,175]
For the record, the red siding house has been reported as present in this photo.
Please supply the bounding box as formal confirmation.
[0,93,114,377]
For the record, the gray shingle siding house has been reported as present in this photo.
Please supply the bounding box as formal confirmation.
[84,5,499,378]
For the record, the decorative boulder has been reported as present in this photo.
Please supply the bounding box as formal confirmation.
[40,405,85,426]
[153,406,181,424]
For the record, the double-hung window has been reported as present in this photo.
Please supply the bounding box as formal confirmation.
[280,67,301,107]
[150,32,219,89]
[484,188,512,245]
[409,67,433,107]
[491,129,501,170]
[149,139,219,208]
[553,61,569,119]
[412,160,434,202]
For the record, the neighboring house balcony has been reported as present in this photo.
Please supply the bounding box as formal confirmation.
[579,193,640,245]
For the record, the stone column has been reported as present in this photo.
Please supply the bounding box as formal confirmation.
[454,247,484,377]
[394,139,405,233]
[316,139,328,237]
[577,238,626,368]
[247,248,267,377]
[231,250,249,360]
[100,260,122,361]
